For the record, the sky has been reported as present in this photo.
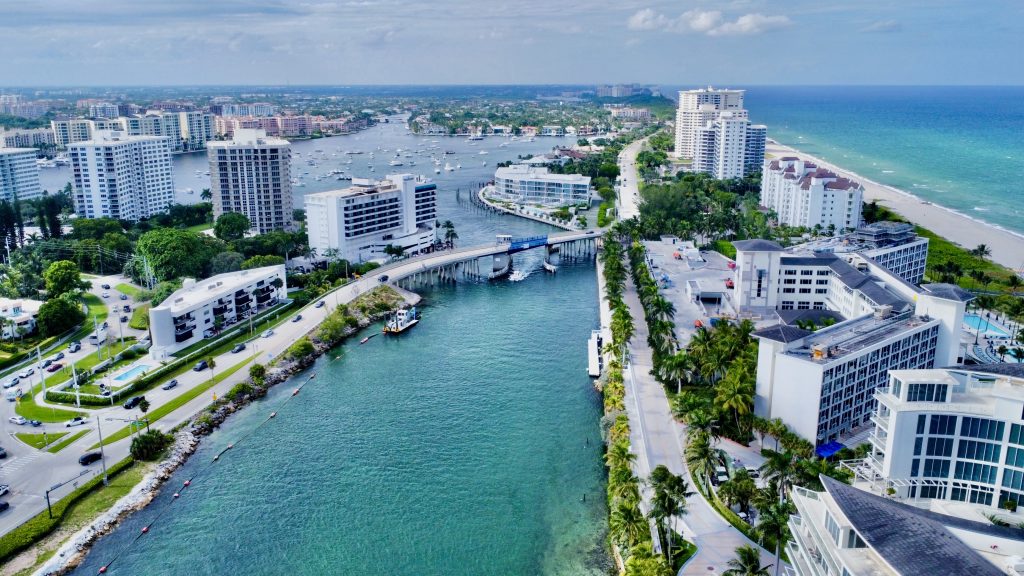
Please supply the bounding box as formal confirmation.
[2,0,1022,86]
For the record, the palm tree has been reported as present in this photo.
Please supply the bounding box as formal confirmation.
[605,440,636,471]
[972,244,992,259]
[997,345,1008,361]
[759,449,799,498]
[723,545,772,576]
[609,500,648,548]
[200,188,213,202]
[648,465,693,563]
[756,499,793,572]
[1008,274,1022,294]
[685,431,718,486]
[797,458,852,490]
[715,369,754,435]
[608,467,641,503]
[1011,347,1024,363]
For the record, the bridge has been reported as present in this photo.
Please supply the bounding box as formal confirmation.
[364,229,602,288]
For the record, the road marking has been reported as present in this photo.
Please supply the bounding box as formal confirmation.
[0,451,40,475]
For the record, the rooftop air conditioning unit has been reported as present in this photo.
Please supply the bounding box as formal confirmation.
[874,305,892,319]
[812,344,828,360]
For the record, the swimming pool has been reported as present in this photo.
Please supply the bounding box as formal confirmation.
[964,314,1009,338]
[114,364,152,382]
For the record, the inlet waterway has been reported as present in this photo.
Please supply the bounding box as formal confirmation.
[69,123,610,575]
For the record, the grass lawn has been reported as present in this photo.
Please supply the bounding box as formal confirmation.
[14,432,68,450]
[185,222,213,234]
[114,283,143,298]
[14,393,82,423]
[129,304,150,330]
[65,294,110,344]
[46,430,88,453]
[92,358,253,448]
[0,458,147,571]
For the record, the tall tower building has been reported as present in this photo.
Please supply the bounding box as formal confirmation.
[0,147,42,201]
[68,131,175,220]
[674,86,765,179]
[207,129,292,234]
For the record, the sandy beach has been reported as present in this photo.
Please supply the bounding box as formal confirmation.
[767,142,1024,272]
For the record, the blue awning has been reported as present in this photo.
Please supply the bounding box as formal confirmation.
[816,441,845,458]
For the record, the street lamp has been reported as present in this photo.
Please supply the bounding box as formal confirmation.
[94,419,109,486]
[45,470,90,518]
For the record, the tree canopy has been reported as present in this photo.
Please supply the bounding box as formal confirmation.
[43,260,88,298]
[214,212,251,241]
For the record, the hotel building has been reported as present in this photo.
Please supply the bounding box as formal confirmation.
[492,165,591,207]
[674,87,765,179]
[787,475,1023,576]
[68,131,175,221]
[119,111,214,153]
[0,147,43,201]
[207,129,293,234]
[148,265,287,359]
[305,174,437,263]
[732,236,972,444]
[761,157,864,231]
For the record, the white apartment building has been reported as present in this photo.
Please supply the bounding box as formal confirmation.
[68,131,175,221]
[207,129,292,234]
[761,157,864,230]
[787,475,1022,576]
[674,86,747,159]
[305,174,437,262]
[177,111,215,151]
[0,298,42,339]
[0,147,43,201]
[51,118,95,148]
[1,128,56,149]
[692,113,767,180]
[492,165,591,206]
[793,221,930,285]
[148,265,287,359]
[221,103,277,117]
[732,238,972,444]
[88,102,120,119]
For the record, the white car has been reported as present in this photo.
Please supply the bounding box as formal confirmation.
[65,417,87,427]
[101,292,109,298]
[0,485,8,497]
[18,368,33,379]
[8,416,26,426]
[262,329,274,338]
[2,377,18,389]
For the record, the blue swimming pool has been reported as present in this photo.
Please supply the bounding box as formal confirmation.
[114,364,152,382]
[964,315,1009,337]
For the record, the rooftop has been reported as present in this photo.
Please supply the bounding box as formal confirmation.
[495,164,591,184]
[732,239,784,252]
[770,310,936,362]
[152,265,284,314]
[920,283,975,303]
[208,128,289,147]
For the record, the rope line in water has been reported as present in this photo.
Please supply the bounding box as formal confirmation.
[96,372,317,574]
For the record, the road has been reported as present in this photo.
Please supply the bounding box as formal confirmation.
[614,138,779,574]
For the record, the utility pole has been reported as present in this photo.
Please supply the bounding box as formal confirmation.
[95,419,108,486]
[36,345,46,395]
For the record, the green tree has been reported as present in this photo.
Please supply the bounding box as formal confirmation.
[685,431,718,486]
[214,212,252,241]
[136,228,209,281]
[242,254,286,270]
[249,363,267,385]
[286,337,315,361]
[722,545,772,576]
[37,296,86,336]
[138,398,151,431]
[605,440,636,470]
[43,260,89,298]
[609,500,648,548]
[200,188,213,202]
[130,429,172,461]
[624,542,672,576]
[210,251,245,275]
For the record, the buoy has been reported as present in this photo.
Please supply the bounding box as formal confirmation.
[184,480,191,487]
[173,493,180,498]
[99,567,107,574]
[292,388,299,396]
[213,455,219,461]
[270,412,277,418]
[141,526,149,534]
[226,444,233,449]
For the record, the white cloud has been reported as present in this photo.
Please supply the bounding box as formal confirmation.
[626,8,791,36]
[860,19,901,33]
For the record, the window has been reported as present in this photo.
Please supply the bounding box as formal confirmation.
[914,437,923,456]
[926,437,953,457]
[1010,424,1024,446]
[907,383,948,403]
[958,440,1001,463]
[929,415,957,435]
[846,531,865,549]
[922,459,949,478]
[954,461,997,484]
[824,512,841,544]
[1007,447,1024,468]
[960,417,1004,441]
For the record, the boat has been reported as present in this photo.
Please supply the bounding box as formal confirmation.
[467,135,484,141]
[444,162,454,172]
[456,163,461,169]
[482,161,487,166]
[508,270,529,282]
[383,307,419,334]
[434,168,441,174]
[478,150,488,155]
[389,160,403,166]
[359,336,370,344]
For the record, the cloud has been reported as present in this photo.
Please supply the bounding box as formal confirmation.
[626,8,791,36]
[860,19,902,33]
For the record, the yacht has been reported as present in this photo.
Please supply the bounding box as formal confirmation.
[444,162,454,172]
[389,160,404,167]
[434,168,441,174]
[478,150,488,155]
[383,307,419,334]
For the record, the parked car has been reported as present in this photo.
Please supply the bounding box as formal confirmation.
[68,342,81,353]
[18,368,34,379]
[3,377,18,389]
[65,417,87,427]
[231,344,246,354]
[0,485,8,497]
[193,360,208,372]
[123,396,145,409]
[120,294,129,301]
[54,352,65,361]
[292,314,302,323]
[28,420,41,427]
[79,452,102,466]
[315,300,326,308]
[262,329,274,338]
[8,416,26,426]
[161,379,178,391]
[378,275,389,283]
[46,363,63,373]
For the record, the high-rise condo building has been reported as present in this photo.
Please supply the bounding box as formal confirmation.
[68,131,175,221]
[51,118,95,148]
[207,129,292,234]
[88,102,120,119]
[674,86,765,179]
[305,174,438,262]
[1,128,56,149]
[492,165,592,206]
[761,157,864,231]
[221,103,277,117]
[0,147,42,201]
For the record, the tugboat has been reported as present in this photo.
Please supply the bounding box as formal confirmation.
[383,307,419,334]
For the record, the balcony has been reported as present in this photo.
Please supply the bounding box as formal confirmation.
[235,294,252,306]
[213,305,229,315]
[174,329,194,343]
[255,292,272,304]
[868,431,888,451]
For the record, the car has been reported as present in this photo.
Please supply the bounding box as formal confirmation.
[18,368,34,379]
[231,344,246,354]
[2,377,18,389]
[0,447,7,459]
[120,294,128,301]
[262,329,273,338]
[68,342,81,353]
[41,359,53,368]
[0,502,9,513]
[78,452,102,466]
[123,396,145,409]
[101,292,109,298]
[161,379,179,391]
[291,314,302,323]
[123,305,131,313]
[65,417,87,428]
[120,316,128,323]
[45,363,63,373]
[101,283,111,290]
[28,420,41,427]
[5,388,22,402]
[315,300,326,308]
[193,360,208,372]
[378,275,389,283]
[8,416,26,426]
[587,230,595,235]
[54,352,65,361]
[0,485,8,497]
[101,321,108,329]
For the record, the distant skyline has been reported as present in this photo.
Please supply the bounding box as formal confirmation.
[3,0,1022,86]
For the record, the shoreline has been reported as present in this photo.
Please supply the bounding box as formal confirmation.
[767,141,1024,271]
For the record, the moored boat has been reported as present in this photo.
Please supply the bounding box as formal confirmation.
[383,307,419,334]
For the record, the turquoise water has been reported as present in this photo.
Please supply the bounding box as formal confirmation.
[964,314,1009,337]
[740,86,1024,234]
[114,364,152,382]
[70,120,609,574]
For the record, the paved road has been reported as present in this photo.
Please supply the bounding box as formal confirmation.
[614,139,779,574]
